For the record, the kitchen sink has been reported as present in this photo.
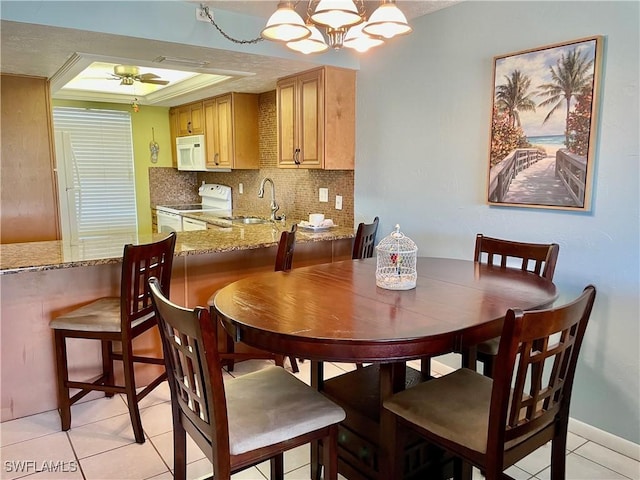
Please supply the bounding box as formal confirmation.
[232,217,271,224]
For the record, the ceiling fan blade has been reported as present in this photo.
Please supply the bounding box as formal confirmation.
[139,78,170,85]
[138,73,160,80]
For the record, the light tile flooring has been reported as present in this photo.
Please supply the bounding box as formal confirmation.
[2,360,638,480]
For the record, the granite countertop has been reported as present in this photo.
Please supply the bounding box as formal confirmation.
[0,219,355,275]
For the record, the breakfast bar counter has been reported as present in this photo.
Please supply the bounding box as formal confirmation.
[0,220,355,274]
[1,222,354,422]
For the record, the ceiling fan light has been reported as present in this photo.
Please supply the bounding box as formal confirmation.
[363,2,412,39]
[343,22,384,53]
[261,3,311,42]
[287,25,329,54]
[311,0,363,29]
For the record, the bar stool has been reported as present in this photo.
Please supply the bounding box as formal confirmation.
[49,232,176,443]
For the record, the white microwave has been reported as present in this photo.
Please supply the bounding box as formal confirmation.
[176,135,207,171]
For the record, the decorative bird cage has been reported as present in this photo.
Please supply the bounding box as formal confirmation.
[375,224,418,290]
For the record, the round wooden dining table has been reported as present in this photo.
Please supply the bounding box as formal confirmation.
[212,257,557,363]
[212,257,557,480]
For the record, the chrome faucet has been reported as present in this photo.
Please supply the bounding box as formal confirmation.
[258,177,284,221]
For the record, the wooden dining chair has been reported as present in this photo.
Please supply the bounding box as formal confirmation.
[210,224,299,372]
[148,277,345,480]
[352,216,379,260]
[462,233,560,377]
[50,232,176,444]
[383,285,596,480]
[352,217,379,369]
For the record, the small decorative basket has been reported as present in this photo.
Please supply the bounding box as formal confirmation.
[375,224,418,290]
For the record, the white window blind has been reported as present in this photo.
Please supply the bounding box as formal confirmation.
[53,107,138,241]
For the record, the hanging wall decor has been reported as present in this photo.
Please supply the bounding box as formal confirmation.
[486,36,603,211]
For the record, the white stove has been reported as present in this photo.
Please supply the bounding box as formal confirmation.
[156,183,232,232]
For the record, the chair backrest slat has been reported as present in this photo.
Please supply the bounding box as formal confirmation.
[488,285,596,451]
[474,234,559,281]
[352,216,379,260]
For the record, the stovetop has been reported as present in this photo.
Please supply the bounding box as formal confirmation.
[158,204,212,213]
[157,183,232,215]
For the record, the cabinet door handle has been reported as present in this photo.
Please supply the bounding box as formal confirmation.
[187,121,192,133]
[294,148,301,165]
[214,153,219,165]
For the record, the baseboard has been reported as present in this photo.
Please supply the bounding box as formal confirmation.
[568,418,640,461]
[430,359,640,461]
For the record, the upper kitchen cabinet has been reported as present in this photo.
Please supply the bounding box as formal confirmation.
[175,101,204,136]
[1,74,60,243]
[277,66,355,170]
[203,93,259,170]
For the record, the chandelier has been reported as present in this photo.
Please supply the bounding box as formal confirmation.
[201,1,412,54]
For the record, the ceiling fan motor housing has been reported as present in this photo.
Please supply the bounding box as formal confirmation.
[114,65,140,77]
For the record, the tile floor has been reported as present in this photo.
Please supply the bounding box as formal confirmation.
[1,360,638,480]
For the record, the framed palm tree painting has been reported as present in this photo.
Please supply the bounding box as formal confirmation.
[487,36,603,210]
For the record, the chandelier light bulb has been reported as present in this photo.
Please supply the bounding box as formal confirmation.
[287,25,329,54]
[261,3,311,42]
[363,2,412,39]
[310,0,363,30]
[343,22,384,52]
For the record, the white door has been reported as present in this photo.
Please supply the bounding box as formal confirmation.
[55,131,81,243]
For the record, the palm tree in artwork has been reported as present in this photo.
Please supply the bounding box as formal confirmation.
[537,47,594,144]
[495,69,537,128]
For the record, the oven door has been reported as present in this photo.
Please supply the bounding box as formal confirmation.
[157,210,182,233]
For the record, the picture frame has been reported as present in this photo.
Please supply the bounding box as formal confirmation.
[487,36,603,211]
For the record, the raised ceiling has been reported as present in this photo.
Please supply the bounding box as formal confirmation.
[0,1,459,106]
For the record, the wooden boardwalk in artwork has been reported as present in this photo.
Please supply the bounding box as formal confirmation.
[502,157,579,207]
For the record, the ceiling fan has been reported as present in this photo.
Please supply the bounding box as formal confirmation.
[110,65,169,86]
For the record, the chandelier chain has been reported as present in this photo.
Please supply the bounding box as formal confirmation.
[202,6,264,45]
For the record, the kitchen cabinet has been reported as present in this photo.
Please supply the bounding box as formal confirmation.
[1,74,60,243]
[175,101,203,136]
[276,66,355,170]
[203,93,259,170]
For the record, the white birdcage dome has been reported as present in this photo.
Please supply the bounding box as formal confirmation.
[375,224,418,290]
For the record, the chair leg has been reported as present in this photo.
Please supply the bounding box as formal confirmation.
[323,427,339,480]
[274,354,285,368]
[453,457,472,480]
[101,339,115,397]
[121,340,145,443]
[311,439,322,480]
[550,428,568,480]
[173,418,188,480]
[420,356,432,377]
[53,330,72,431]
[270,453,284,480]
[482,356,495,378]
[288,356,299,373]
[225,333,235,372]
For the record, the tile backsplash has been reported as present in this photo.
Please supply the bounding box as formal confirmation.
[149,90,355,228]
